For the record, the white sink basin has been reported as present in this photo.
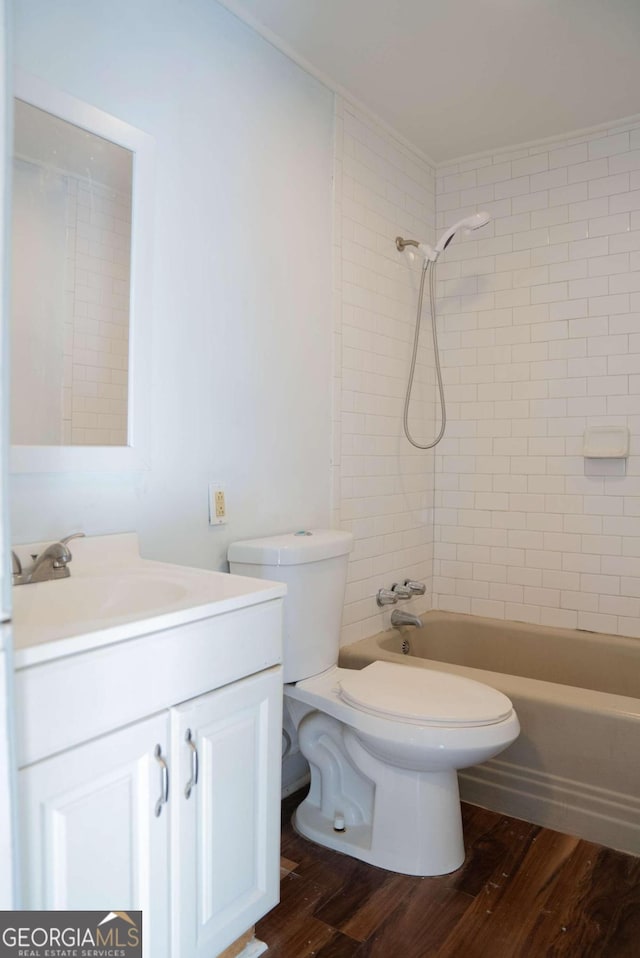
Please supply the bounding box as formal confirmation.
[12,532,286,667]
[13,573,190,628]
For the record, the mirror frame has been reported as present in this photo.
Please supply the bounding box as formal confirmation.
[10,71,154,473]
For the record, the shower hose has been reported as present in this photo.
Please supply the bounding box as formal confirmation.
[403,259,446,449]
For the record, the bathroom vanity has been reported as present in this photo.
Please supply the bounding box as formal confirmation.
[12,534,285,958]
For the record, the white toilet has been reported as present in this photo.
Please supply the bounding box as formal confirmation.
[228,530,520,877]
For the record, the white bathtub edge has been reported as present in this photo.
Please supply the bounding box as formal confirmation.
[460,758,640,857]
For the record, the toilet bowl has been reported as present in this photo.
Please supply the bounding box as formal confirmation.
[285,661,519,875]
[228,530,520,877]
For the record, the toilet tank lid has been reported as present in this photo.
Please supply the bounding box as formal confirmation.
[228,530,353,566]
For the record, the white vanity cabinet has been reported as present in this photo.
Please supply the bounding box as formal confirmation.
[171,669,282,958]
[0,643,16,907]
[14,576,285,958]
[20,712,171,958]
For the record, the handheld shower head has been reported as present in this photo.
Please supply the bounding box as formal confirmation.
[396,210,491,452]
[433,211,491,257]
[395,211,491,263]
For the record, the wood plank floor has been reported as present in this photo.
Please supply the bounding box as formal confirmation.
[256,790,640,957]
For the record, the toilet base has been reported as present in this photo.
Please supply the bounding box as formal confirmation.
[293,718,466,876]
[293,802,374,864]
[292,770,465,877]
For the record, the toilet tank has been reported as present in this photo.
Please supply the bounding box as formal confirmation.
[228,530,353,683]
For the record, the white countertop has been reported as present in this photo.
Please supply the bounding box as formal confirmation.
[12,533,285,669]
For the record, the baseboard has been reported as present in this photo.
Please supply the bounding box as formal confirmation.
[218,929,268,958]
[459,758,640,856]
[236,940,268,958]
[281,771,310,799]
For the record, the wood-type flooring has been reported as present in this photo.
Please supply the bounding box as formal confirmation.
[256,790,640,958]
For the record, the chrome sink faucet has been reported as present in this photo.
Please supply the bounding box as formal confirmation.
[12,533,85,586]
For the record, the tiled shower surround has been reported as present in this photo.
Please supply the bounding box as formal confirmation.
[333,99,437,645]
[433,120,640,637]
[335,107,640,642]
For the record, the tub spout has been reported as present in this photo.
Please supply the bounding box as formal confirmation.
[390,609,423,629]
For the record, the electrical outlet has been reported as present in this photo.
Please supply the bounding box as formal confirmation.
[208,484,227,525]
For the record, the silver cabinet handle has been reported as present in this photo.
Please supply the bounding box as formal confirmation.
[184,729,199,799]
[154,744,169,817]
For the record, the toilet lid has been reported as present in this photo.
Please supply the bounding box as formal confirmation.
[338,661,513,727]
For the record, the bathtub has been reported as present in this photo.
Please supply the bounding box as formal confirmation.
[339,610,640,856]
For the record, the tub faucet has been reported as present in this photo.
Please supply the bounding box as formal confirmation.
[404,579,426,595]
[12,533,85,586]
[390,609,423,629]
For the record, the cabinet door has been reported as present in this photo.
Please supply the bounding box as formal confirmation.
[20,712,170,958]
[0,645,15,907]
[171,667,282,958]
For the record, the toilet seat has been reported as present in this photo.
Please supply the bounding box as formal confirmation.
[338,661,512,727]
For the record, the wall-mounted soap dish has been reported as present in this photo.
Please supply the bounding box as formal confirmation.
[582,425,630,459]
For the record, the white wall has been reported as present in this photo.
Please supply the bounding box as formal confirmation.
[434,120,640,637]
[332,98,436,645]
[11,0,334,569]
[13,1,640,646]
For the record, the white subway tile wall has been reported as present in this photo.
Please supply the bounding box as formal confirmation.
[333,98,437,644]
[63,176,131,445]
[434,121,640,637]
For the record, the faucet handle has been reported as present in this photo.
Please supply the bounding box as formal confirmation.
[49,533,84,571]
[61,532,85,546]
[404,579,426,595]
[376,588,398,607]
[49,532,84,569]
[391,582,412,599]
[11,551,22,575]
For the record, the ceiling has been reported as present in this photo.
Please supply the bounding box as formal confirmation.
[217,0,640,163]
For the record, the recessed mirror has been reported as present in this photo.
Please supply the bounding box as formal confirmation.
[10,73,154,474]
[12,100,133,446]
